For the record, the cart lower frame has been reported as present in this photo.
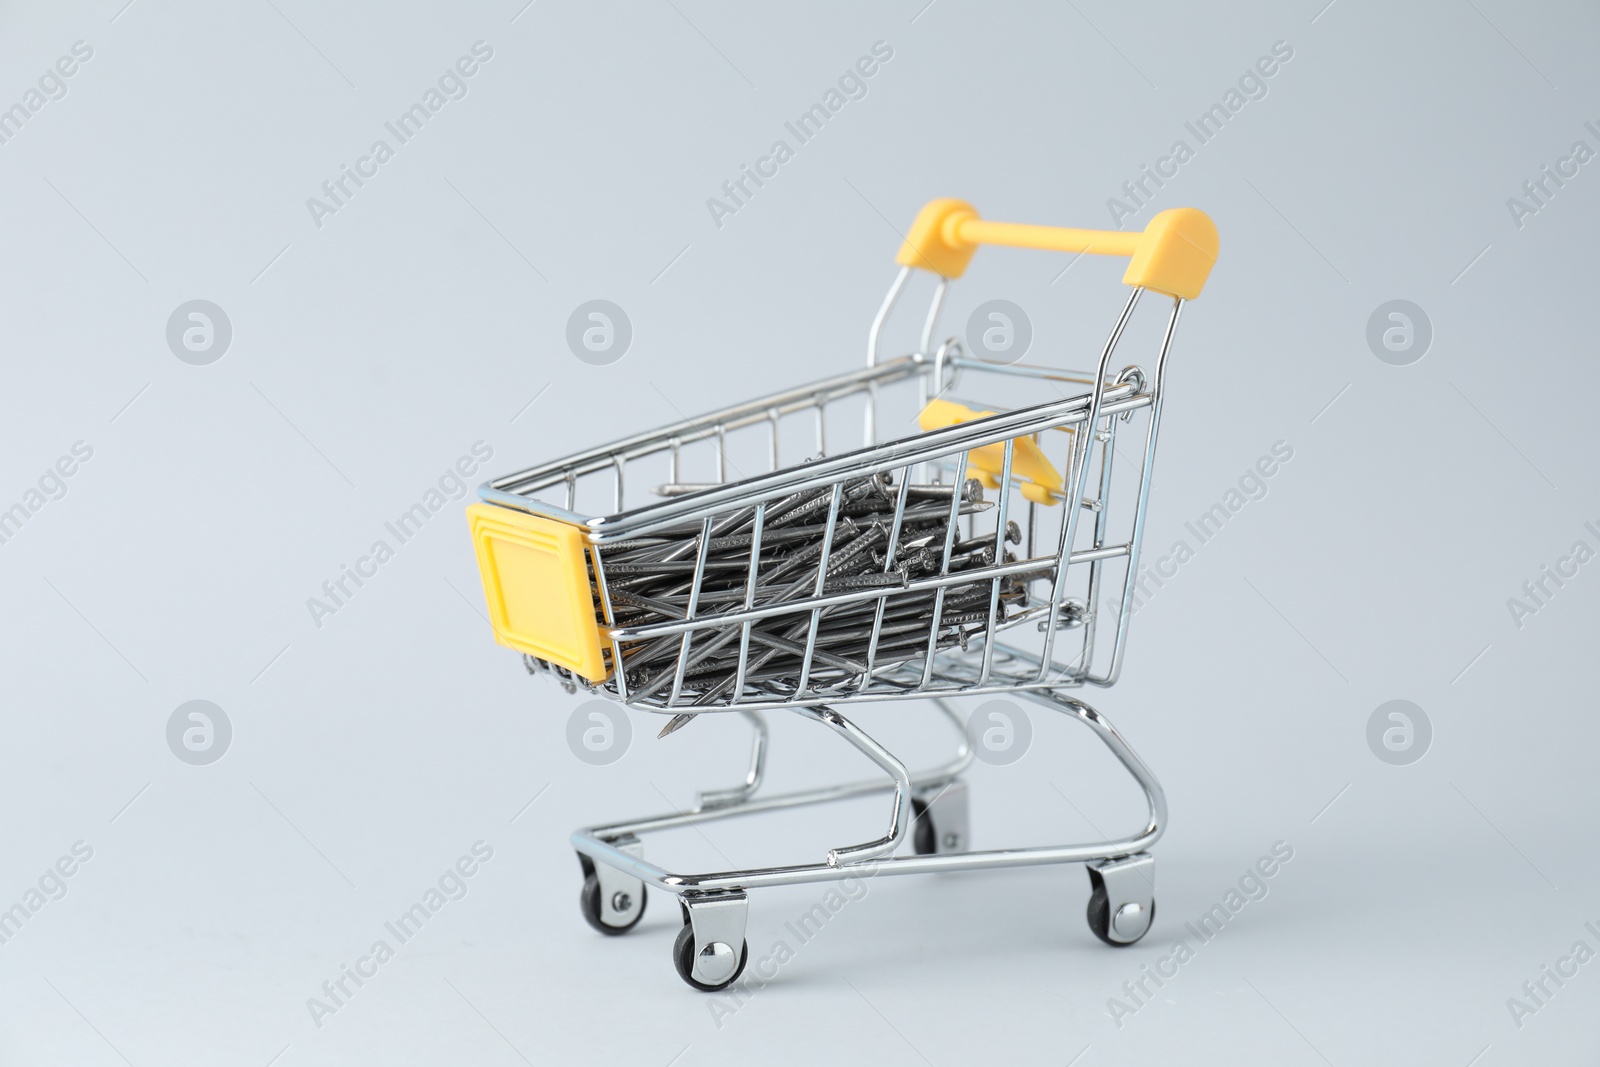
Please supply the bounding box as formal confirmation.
[572,643,1164,990]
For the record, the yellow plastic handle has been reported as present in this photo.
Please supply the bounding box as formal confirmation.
[896,199,1218,300]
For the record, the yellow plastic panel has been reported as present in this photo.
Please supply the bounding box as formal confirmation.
[467,502,608,683]
[917,399,1064,504]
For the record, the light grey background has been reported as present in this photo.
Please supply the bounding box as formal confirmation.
[2,0,1597,1063]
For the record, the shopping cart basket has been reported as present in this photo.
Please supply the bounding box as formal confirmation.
[469,198,1218,990]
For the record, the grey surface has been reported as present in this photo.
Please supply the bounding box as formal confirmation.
[2,0,1597,1064]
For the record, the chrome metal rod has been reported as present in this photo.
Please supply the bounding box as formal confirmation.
[696,710,769,809]
[793,705,912,866]
[978,438,1015,687]
[593,703,973,836]
[919,277,950,357]
[571,689,1161,893]
[667,516,716,707]
[1093,297,1184,685]
[607,545,1130,643]
[946,355,1097,385]
[489,357,927,497]
[866,267,911,369]
[1079,409,1119,673]
[1038,287,1142,681]
[478,383,1151,536]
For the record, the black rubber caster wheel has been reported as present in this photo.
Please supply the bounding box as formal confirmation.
[579,872,646,936]
[672,922,749,992]
[1086,883,1154,947]
[911,796,936,856]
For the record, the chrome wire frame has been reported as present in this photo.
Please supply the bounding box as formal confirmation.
[571,683,1165,895]
[481,269,1184,717]
[487,266,1184,927]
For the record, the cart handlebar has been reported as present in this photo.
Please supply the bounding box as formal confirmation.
[896,199,1218,301]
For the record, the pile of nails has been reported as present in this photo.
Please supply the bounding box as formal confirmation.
[579,472,1028,704]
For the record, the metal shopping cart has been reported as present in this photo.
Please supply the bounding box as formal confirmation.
[468,199,1218,991]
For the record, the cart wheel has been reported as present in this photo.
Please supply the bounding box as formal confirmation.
[909,780,969,856]
[1086,883,1154,947]
[579,872,646,936]
[910,797,936,856]
[672,922,749,992]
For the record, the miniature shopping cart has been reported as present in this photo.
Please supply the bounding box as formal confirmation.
[468,199,1217,991]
